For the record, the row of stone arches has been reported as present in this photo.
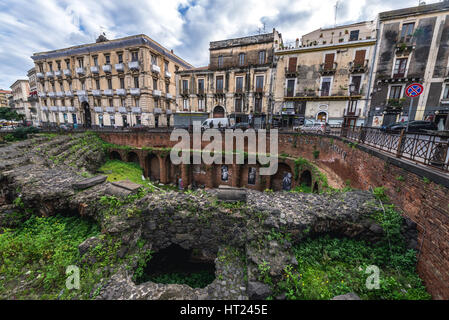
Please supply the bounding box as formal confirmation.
[109,149,320,192]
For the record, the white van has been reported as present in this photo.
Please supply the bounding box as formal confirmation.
[202,118,231,130]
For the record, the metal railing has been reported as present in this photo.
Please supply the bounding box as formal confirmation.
[333,126,449,172]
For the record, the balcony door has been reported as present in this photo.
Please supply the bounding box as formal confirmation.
[286,79,295,97]
[324,53,335,70]
[288,57,297,73]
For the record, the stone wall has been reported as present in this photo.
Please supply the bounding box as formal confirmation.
[99,131,449,299]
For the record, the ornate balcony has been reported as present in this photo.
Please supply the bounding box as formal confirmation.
[349,60,369,73]
[102,64,112,73]
[165,71,172,78]
[56,91,65,98]
[63,69,72,77]
[67,107,75,112]
[47,92,56,98]
[115,63,124,72]
[153,89,162,97]
[77,90,87,96]
[65,91,74,97]
[103,89,113,96]
[92,90,102,97]
[128,61,140,71]
[59,106,67,112]
[116,89,126,96]
[319,62,338,75]
[106,107,115,113]
[118,107,127,113]
[285,66,300,78]
[94,107,103,113]
[54,70,62,78]
[90,66,99,74]
[130,88,140,96]
[50,106,58,112]
[166,93,173,99]
[36,72,45,79]
[151,64,161,73]
[76,67,85,76]
[46,71,54,78]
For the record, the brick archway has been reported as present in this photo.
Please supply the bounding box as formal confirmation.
[146,153,161,181]
[127,151,140,165]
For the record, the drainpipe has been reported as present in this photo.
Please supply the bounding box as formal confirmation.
[365,18,381,126]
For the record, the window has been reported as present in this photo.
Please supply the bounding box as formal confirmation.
[239,53,245,66]
[96,99,101,107]
[96,79,100,90]
[68,81,72,91]
[134,77,139,88]
[198,79,204,93]
[81,80,85,90]
[105,54,110,64]
[350,75,362,94]
[218,56,223,68]
[389,85,403,100]
[216,76,223,92]
[235,98,242,113]
[153,78,157,90]
[320,77,332,96]
[255,97,262,113]
[134,98,140,107]
[400,23,415,43]
[151,54,157,65]
[93,56,98,66]
[236,77,243,92]
[131,51,139,62]
[107,79,112,90]
[136,115,141,125]
[52,83,56,92]
[324,53,335,70]
[259,51,266,64]
[182,79,189,93]
[57,61,61,70]
[117,53,123,63]
[164,61,169,71]
[65,60,70,70]
[393,58,408,78]
[165,82,169,93]
[183,98,189,110]
[38,63,44,73]
[443,86,449,100]
[120,78,125,89]
[288,57,297,73]
[110,115,115,126]
[256,76,264,91]
[108,98,113,107]
[286,79,295,97]
[77,58,84,68]
[349,30,359,41]
[98,115,103,127]
[198,99,205,111]
[48,62,53,71]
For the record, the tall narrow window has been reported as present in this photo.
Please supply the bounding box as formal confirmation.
[182,79,189,93]
[105,54,110,64]
[288,57,297,73]
[324,53,335,70]
[65,60,70,70]
[256,76,264,92]
[183,99,189,110]
[118,53,123,63]
[286,79,295,97]
[93,56,98,66]
[48,62,53,71]
[255,97,262,113]
[165,82,169,93]
[216,76,224,92]
[198,79,204,94]
[259,51,266,64]
[320,77,332,96]
[78,58,84,68]
[218,56,223,68]
[57,61,61,70]
[235,98,242,113]
[198,99,205,111]
[153,78,157,90]
[350,75,362,94]
[131,51,139,62]
[443,85,449,100]
[164,61,169,71]
[400,23,415,43]
[236,77,243,92]
[134,77,139,88]
[393,58,408,78]
[81,80,85,90]
[96,79,100,90]
[151,54,157,65]
[389,85,403,100]
[239,53,245,66]
[120,78,125,89]
[349,30,360,41]
[108,79,112,90]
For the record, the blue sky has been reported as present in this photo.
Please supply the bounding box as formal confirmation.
[0,0,440,90]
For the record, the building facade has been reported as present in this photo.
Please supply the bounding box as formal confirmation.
[0,90,12,108]
[176,29,282,128]
[274,21,377,127]
[9,80,32,123]
[368,1,449,129]
[31,34,192,128]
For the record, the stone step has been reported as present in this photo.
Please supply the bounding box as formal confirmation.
[73,175,107,190]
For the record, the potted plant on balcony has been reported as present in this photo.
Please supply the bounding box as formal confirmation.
[307,88,315,97]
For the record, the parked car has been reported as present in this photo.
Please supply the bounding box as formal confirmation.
[295,120,330,134]
[384,121,437,133]
[230,122,250,130]
[201,118,231,130]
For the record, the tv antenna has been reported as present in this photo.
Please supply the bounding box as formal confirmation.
[334,1,339,27]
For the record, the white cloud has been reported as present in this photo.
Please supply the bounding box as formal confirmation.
[0,0,440,89]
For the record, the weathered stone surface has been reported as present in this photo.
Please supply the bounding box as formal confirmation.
[79,237,101,256]
[105,184,133,197]
[73,175,107,190]
[332,293,361,300]
[216,186,247,203]
[247,281,272,300]
[111,180,142,192]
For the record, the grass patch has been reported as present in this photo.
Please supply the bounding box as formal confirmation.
[99,160,147,186]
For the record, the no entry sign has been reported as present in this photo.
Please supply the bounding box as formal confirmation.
[405,83,424,98]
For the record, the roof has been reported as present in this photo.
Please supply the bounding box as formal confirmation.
[31,34,193,70]
[210,31,276,50]
[302,20,373,38]
[379,1,449,21]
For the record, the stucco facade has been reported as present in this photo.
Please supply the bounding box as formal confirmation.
[31,34,193,128]
[9,80,32,123]
[274,21,377,127]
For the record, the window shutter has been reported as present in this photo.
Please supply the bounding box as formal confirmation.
[324,53,335,69]
[288,57,297,73]
[354,50,366,66]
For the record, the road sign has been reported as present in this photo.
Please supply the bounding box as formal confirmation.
[405,83,424,98]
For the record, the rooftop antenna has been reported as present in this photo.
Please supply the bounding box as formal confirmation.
[334,0,339,27]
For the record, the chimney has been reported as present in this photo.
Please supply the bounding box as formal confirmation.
[295,38,299,47]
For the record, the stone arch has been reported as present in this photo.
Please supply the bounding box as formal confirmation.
[146,153,161,181]
[127,151,140,165]
[81,101,92,128]
[299,170,312,188]
[272,163,293,191]
[213,106,225,118]
[316,111,328,123]
[110,151,122,161]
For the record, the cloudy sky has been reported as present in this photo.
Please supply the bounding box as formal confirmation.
[0,0,440,89]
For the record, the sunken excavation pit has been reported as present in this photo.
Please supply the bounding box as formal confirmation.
[0,132,430,300]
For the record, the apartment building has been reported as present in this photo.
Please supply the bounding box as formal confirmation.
[176,29,282,128]
[274,21,377,127]
[9,80,32,122]
[368,1,449,129]
[0,90,12,108]
[31,34,193,128]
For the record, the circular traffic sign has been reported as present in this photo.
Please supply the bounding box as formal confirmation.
[405,83,424,98]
